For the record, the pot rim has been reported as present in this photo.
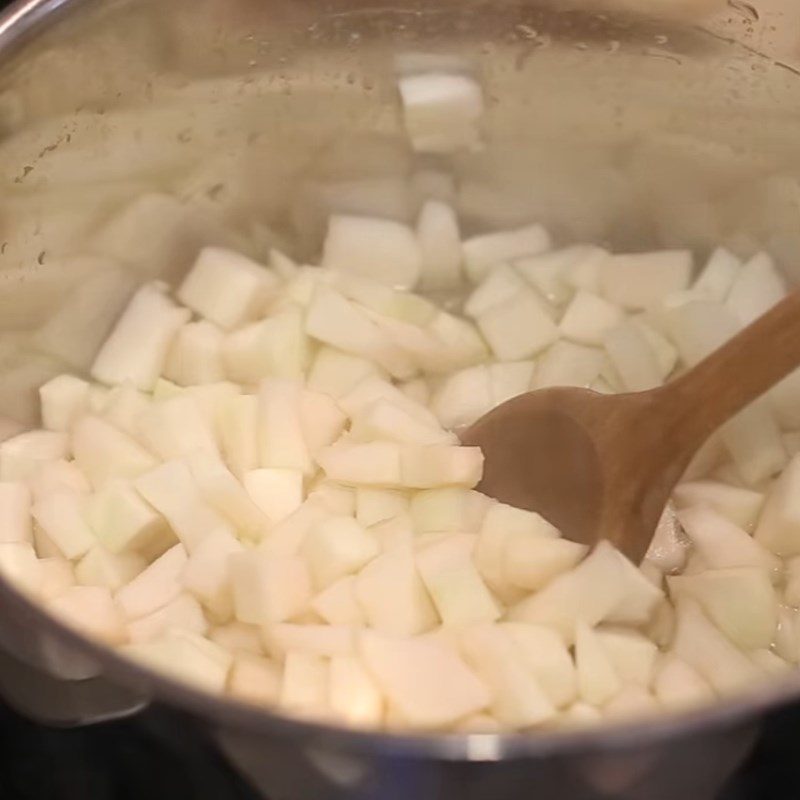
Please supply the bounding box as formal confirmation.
[1,0,799,763]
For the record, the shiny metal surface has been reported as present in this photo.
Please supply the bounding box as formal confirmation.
[0,0,798,797]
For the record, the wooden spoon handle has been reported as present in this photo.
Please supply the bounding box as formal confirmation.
[656,290,800,450]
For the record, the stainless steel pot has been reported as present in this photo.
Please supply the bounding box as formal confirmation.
[1,1,800,798]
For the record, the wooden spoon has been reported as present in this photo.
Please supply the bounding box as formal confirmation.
[461,291,800,563]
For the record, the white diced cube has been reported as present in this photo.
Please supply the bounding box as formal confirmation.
[359,629,489,729]
[243,468,304,525]
[322,214,422,290]
[317,441,402,487]
[87,480,171,556]
[135,461,234,553]
[230,551,311,625]
[600,250,692,309]
[188,454,270,541]
[72,416,156,488]
[307,347,385,399]
[560,291,625,346]
[39,374,90,432]
[177,247,278,330]
[416,200,463,292]
[416,535,500,627]
[0,430,69,481]
[0,481,31,543]
[32,489,96,560]
[603,321,663,392]
[693,247,741,303]
[257,378,312,474]
[223,307,310,384]
[312,575,366,626]
[164,321,226,386]
[464,264,527,319]
[219,395,259,478]
[726,252,786,325]
[463,224,550,284]
[227,654,281,705]
[398,72,483,156]
[460,624,555,728]
[306,287,414,379]
[356,488,409,528]
[182,529,243,620]
[123,629,232,692]
[127,593,208,643]
[430,365,493,430]
[75,546,145,591]
[0,542,42,596]
[279,652,329,718]
[115,543,188,619]
[91,283,191,391]
[48,585,127,645]
[355,545,438,635]
[329,654,384,727]
[477,289,558,360]
[303,516,380,589]
[400,445,483,489]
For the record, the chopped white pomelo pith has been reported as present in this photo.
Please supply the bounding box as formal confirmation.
[477,288,559,361]
[312,576,366,627]
[599,250,692,309]
[0,430,69,481]
[603,321,663,392]
[230,552,311,625]
[398,72,484,156]
[329,654,384,727]
[138,395,220,461]
[306,287,414,379]
[39,374,90,432]
[32,490,96,560]
[135,461,234,553]
[0,482,32,544]
[177,247,277,331]
[560,291,625,347]
[462,224,550,284]
[416,535,500,627]
[417,200,462,292]
[726,252,786,326]
[243,468,303,525]
[91,283,191,391]
[502,622,577,708]
[668,567,778,650]
[532,341,604,390]
[16,200,800,732]
[223,307,309,384]
[671,598,761,695]
[680,505,780,574]
[574,622,622,706]
[756,454,800,557]
[47,585,128,645]
[322,214,422,290]
[355,545,437,636]
[72,416,157,488]
[673,481,764,531]
[430,365,493,429]
[75,546,145,592]
[124,629,232,693]
[87,480,171,556]
[359,629,488,729]
[115,543,187,620]
[303,516,380,590]
[164,321,225,387]
[460,624,556,727]
[693,247,741,303]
